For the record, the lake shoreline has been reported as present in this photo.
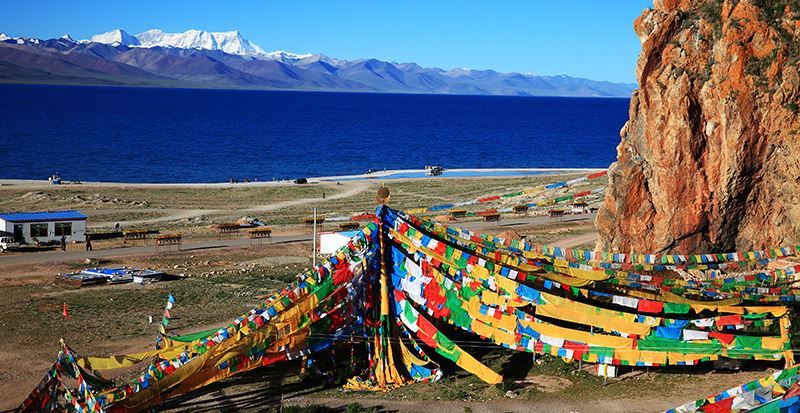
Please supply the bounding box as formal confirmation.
[0,167,607,188]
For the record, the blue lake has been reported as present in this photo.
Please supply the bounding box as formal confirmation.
[0,85,629,183]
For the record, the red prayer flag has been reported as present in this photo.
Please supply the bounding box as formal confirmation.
[709,331,735,345]
[416,315,438,348]
[62,303,69,319]
[700,397,734,413]
[783,382,800,399]
[716,314,742,326]
[478,195,500,203]
[637,299,664,314]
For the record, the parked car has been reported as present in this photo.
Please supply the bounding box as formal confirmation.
[0,236,19,252]
[294,178,308,184]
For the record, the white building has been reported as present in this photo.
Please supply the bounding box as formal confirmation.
[0,210,87,244]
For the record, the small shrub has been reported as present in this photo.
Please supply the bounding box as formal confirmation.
[752,0,789,26]
[786,102,800,114]
[745,50,778,87]
[751,0,800,64]
[699,0,725,37]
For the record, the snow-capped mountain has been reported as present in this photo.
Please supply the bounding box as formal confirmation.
[90,29,140,46]
[262,50,315,63]
[0,29,636,97]
[2,34,42,45]
[90,28,267,56]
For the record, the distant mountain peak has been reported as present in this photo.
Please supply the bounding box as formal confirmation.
[0,33,9,42]
[92,28,268,56]
[263,50,314,61]
[90,29,140,46]
[60,34,75,43]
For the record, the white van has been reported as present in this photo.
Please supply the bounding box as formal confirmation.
[0,236,19,252]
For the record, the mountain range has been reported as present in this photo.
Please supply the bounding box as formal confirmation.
[0,29,635,97]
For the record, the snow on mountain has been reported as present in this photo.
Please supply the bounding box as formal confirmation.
[294,54,349,68]
[0,29,636,97]
[15,37,41,45]
[90,29,140,46]
[441,68,475,78]
[262,50,314,62]
[207,30,266,56]
[132,29,267,56]
[86,28,320,58]
[60,34,76,43]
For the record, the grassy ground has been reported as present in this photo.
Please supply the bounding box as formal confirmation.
[0,173,613,411]
[0,242,316,408]
[0,184,332,211]
[50,243,311,342]
[0,173,605,231]
[149,343,778,412]
[327,349,778,404]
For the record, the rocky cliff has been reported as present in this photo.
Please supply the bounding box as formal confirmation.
[596,0,800,253]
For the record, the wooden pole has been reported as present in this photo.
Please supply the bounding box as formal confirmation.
[312,207,317,268]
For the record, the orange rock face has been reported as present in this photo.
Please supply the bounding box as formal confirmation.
[596,0,800,254]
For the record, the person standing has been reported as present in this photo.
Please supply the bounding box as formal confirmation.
[85,235,93,251]
[60,235,67,252]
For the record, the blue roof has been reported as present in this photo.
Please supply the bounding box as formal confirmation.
[0,210,87,222]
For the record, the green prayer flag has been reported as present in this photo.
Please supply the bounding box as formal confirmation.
[637,336,721,354]
[433,331,462,362]
[403,302,418,325]
[314,277,335,301]
[170,328,219,343]
[663,302,691,314]
[734,335,763,349]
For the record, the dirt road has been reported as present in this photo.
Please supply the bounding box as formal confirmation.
[0,214,596,268]
[91,181,372,227]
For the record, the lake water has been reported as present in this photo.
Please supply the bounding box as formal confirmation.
[0,84,629,183]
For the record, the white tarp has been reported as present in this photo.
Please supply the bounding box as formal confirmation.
[319,231,360,255]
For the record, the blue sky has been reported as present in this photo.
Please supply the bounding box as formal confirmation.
[1,1,653,83]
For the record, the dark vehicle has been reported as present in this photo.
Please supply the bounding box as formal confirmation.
[294,178,308,184]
